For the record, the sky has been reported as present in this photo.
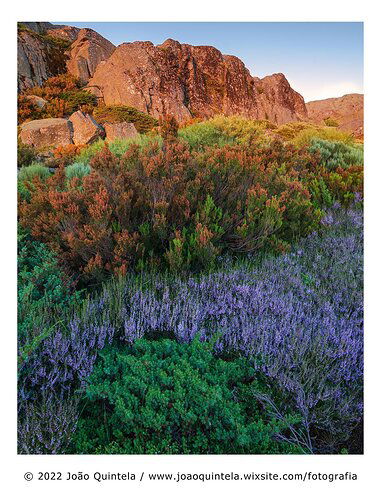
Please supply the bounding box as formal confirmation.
[54,22,363,102]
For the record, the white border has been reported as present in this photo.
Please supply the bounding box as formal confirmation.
[1,1,379,498]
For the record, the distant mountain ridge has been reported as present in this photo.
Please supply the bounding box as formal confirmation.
[306,94,363,138]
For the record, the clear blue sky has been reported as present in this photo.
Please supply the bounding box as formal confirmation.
[54,22,363,102]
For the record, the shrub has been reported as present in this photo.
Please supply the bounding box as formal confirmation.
[179,120,234,150]
[18,163,51,201]
[65,162,91,181]
[17,229,81,352]
[159,114,179,141]
[71,339,302,454]
[69,206,361,453]
[322,166,363,206]
[309,138,363,170]
[59,90,97,114]
[17,141,37,168]
[19,140,323,281]
[52,144,86,167]
[18,94,43,124]
[19,74,97,122]
[324,117,340,127]
[27,74,81,100]
[179,115,273,150]
[93,105,158,133]
[18,162,51,183]
[292,126,354,147]
[274,122,316,141]
[74,135,161,164]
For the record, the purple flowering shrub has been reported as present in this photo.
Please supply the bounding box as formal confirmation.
[18,306,114,453]
[87,206,362,452]
[18,205,362,454]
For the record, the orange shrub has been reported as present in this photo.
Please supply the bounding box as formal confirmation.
[19,139,327,282]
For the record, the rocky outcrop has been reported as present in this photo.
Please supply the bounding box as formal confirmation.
[103,122,138,141]
[86,38,307,124]
[306,94,363,137]
[18,24,114,92]
[46,26,81,42]
[20,118,73,148]
[66,29,115,84]
[254,74,307,124]
[69,111,104,145]
[17,29,68,92]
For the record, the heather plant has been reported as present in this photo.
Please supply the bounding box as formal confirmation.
[71,338,303,454]
[18,205,363,454]
[18,391,80,454]
[72,206,362,452]
[19,140,324,281]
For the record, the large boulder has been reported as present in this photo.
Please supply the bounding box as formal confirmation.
[20,118,73,148]
[69,111,104,145]
[87,38,308,124]
[103,122,138,141]
[66,28,115,84]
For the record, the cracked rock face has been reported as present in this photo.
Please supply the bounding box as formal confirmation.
[66,28,116,84]
[86,39,308,124]
[17,24,115,92]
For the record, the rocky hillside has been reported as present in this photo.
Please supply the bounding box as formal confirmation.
[18,24,307,124]
[306,94,363,138]
[86,38,307,124]
[18,22,363,132]
[18,23,115,91]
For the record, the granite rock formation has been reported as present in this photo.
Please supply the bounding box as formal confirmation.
[86,39,308,124]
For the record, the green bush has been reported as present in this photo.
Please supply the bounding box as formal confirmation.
[17,142,37,168]
[309,138,363,170]
[18,229,81,360]
[18,163,51,201]
[60,90,97,114]
[18,162,51,182]
[74,135,162,164]
[292,126,354,147]
[179,116,272,150]
[71,338,303,454]
[179,121,235,150]
[93,105,158,133]
[65,162,91,181]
